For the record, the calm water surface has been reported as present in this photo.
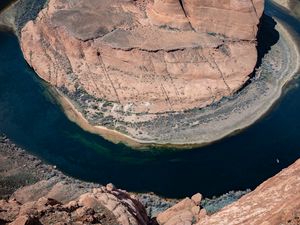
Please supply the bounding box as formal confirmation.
[0,1,299,198]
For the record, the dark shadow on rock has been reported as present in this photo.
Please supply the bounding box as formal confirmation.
[0,219,9,225]
[255,13,280,70]
[233,14,279,92]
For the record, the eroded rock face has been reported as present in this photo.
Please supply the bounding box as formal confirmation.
[20,0,264,116]
[1,158,300,224]
[156,193,206,225]
[0,184,149,225]
[155,159,300,225]
[197,159,300,225]
[183,0,264,40]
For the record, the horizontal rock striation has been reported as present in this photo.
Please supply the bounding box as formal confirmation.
[1,155,300,224]
[20,0,264,143]
[0,183,149,225]
[156,158,300,225]
[1,136,300,224]
[21,0,263,113]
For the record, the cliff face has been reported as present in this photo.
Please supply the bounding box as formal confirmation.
[0,183,149,225]
[1,158,300,225]
[156,159,300,225]
[20,0,264,115]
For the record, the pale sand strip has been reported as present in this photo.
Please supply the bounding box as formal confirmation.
[50,21,300,149]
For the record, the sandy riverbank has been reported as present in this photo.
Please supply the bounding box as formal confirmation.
[49,19,300,149]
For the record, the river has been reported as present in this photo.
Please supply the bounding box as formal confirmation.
[0,1,299,198]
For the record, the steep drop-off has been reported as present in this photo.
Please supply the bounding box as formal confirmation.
[19,0,264,145]
[1,142,299,225]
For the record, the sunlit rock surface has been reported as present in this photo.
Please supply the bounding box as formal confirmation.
[21,0,263,114]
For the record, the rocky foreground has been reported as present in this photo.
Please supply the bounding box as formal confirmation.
[1,136,300,225]
[17,0,265,146]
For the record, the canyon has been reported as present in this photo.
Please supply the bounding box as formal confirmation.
[1,136,299,224]
[0,0,300,224]
[18,0,265,146]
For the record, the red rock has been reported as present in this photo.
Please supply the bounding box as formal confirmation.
[156,197,201,224]
[198,159,300,225]
[9,215,31,225]
[155,159,300,225]
[191,193,202,205]
[183,0,264,40]
[20,0,263,117]
[1,159,300,225]
[147,0,192,30]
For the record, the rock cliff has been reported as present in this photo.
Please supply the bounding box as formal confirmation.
[1,157,300,225]
[1,135,300,224]
[0,183,149,225]
[19,0,264,144]
[156,158,300,225]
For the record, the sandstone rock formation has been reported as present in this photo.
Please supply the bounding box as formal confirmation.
[1,158,300,225]
[0,183,149,225]
[155,159,300,225]
[1,135,300,225]
[156,193,206,225]
[19,0,264,142]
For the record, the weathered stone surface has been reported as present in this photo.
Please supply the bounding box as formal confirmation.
[20,0,263,116]
[1,135,300,225]
[183,0,264,40]
[156,196,205,225]
[197,159,300,225]
[154,159,300,225]
[146,0,192,30]
[0,184,149,225]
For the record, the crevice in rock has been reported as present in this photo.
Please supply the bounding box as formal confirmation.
[178,0,196,32]
[249,0,259,19]
[96,50,121,104]
[208,52,231,93]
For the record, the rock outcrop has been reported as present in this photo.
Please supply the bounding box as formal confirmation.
[19,0,264,144]
[0,183,149,225]
[1,158,300,225]
[1,136,300,224]
[156,193,206,225]
[155,158,300,225]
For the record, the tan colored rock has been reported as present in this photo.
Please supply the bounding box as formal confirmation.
[8,215,34,225]
[1,158,300,225]
[0,199,21,222]
[197,159,300,225]
[20,0,263,120]
[191,193,202,205]
[106,183,115,191]
[156,197,201,225]
[183,0,264,40]
[146,0,192,30]
[156,159,300,225]
[1,183,149,225]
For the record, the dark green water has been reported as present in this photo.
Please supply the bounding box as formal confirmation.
[0,0,15,11]
[0,1,299,199]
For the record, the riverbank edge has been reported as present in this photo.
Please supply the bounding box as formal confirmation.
[47,20,300,149]
[1,135,300,223]
[0,135,250,218]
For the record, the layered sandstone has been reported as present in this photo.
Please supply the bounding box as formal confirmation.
[155,159,300,225]
[0,183,149,225]
[20,0,263,119]
[1,135,300,224]
[1,157,300,225]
